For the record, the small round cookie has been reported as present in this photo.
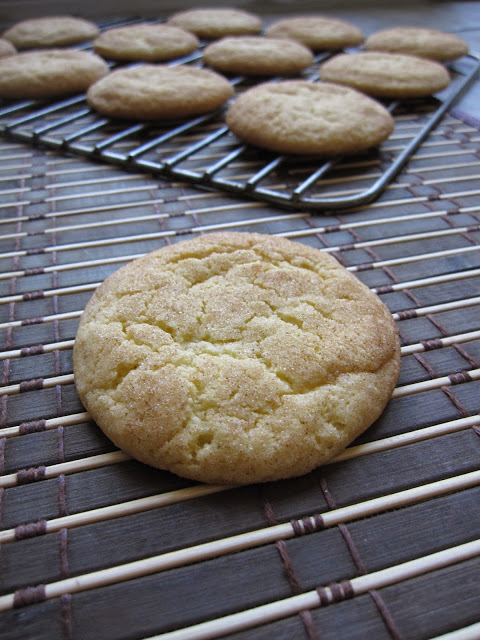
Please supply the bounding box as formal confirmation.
[365,27,469,62]
[2,15,99,49]
[265,16,364,50]
[87,65,233,121]
[203,36,314,76]
[226,81,394,155]
[0,38,16,58]
[167,8,262,39]
[320,51,450,98]
[93,23,199,62]
[0,49,109,99]
[73,231,400,485]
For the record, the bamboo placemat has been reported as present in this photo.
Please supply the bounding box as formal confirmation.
[0,88,480,640]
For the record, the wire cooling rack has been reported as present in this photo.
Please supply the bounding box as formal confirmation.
[0,16,479,211]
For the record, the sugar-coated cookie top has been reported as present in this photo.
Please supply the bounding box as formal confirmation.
[365,27,469,61]
[93,23,199,61]
[226,80,394,155]
[321,51,450,98]
[2,15,99,48]
[73,232,400,485]
[0,49,109,99]
[265,15,364,49]
[167,8,263,38]
[87,64,233,121]
[203,36,314,75]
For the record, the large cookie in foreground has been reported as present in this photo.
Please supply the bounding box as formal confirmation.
[225,80,394,155]
[321,51,450,98]
[365,26,469,62]
[87,65,233,120]
[0,49,109,99]
[2,15,99,49]
[73,232,401,485]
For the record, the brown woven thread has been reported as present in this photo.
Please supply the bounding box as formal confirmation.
[16,466,46,485]
[13,585,46,608]
[414,351,471,418]
[336,243,356,252]
[19,419,47,435]
[23,290,44,301]
[449,371,472,385]
[374,284,395,295]
[315,579,355,607]
[60,528,69,577]
[61,594,73,640]
[262,494,320,640]
[22,316,45,326]
[25,248,45,256]
[420,339,443,351]
[316,586,331,606]
[19,378,44,392]
[473,426,480,438]
[0,437,5,475]
[23,267,45,276]
[291,514,325,536]
[324,224,342,233]
[15,520,48,540]
[338,523,368,574]
[20,344,44,356]
[58,474,68,518]
[395,309,418,321]
[0,440,5,529]
[319,475,403,640]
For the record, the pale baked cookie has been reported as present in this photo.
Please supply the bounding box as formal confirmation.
[87,65,233,120]
[226,81,394,155]
[93,23,199,62]
[73,232,400,485]
[0,38,16,58]
[0,49,109,99]
[167,8,262,39]
[365,27,469,62]
[265,16,364,50]
[321,51,450,98]
[203,36,314,75]
[2,15,99,49]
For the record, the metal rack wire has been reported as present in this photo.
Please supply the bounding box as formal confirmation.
[0,17,479,211]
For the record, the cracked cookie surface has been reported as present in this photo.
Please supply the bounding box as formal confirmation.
[226,81,394,155]
[73,232,400,484]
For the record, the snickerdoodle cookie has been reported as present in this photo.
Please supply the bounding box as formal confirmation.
[0,38,16,58]
[87,64,233,120]
[167,8,262,39]
[0,49,109,99]
[203,36,314,75]
[93,23,199,61]
[2,15,99,49]
[321,51,450,98]
[365,27,468,62]
[225,81,394,155]
[265,16,364,50]
[73,232,400,485]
